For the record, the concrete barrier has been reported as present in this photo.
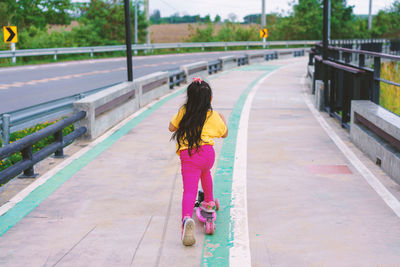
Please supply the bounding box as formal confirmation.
[181,61,208,82]
[136,71,169,107]
[314,80,324,110]
[277,50,293,59]
[219,56,237,71]
[350,100,400,184]
[74,82,138,140]
[247,52,265,64]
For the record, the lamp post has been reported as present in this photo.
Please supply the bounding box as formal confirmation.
[368,0,372,30]
[146,0,150,44]
[322,0,330,61]
[261,0,266,48]
[124,0,133,81]
[323,0,331,111]
[135,0,138,44]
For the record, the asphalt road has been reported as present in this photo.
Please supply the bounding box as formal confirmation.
[0,50,263,114]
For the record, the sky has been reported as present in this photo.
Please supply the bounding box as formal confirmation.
[148,0,397,21]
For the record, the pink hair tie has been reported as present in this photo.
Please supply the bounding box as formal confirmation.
[192,77,202,84]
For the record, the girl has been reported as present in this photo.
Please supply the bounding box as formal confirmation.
[169,77,228,246]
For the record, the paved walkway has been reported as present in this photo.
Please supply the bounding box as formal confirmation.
[1,57,400,266]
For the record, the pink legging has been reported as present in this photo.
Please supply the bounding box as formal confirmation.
[180,145,215,221]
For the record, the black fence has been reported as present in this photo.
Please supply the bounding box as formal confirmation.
[311,41,400,129]
[0,111,87,184]
[168,69,186,89]
[208,60,222,74]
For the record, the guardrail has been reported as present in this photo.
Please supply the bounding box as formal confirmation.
[0,82,121,146]
[0,40,319,63]
[0,111,87,184]
[168,69,186,89]
[208,60,222,74]
[310,42,400,128]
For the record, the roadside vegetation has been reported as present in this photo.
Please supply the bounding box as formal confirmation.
[380,62,400,115]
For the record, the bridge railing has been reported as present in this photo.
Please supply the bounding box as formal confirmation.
[0,111,87,184]
[0,82,121,146]
[310,42,400,128]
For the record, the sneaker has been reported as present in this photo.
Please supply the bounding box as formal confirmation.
[181,217,196,246]
[201,201,216,212]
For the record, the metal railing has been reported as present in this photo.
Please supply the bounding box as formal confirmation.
[311,42,400,128]
[208,60,222,74]
[0,82,121,146]
[168,69,186,89]
[0,40,320,62]
[0,111,87,184]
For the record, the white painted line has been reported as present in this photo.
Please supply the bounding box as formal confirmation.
[0,85,186,217]
[301,76,400,218]
[230,68,280,267]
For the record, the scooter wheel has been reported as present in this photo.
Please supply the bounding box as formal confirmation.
[215,198,220,211]
[205,220,215,235]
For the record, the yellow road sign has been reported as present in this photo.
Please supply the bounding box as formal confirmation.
[260,28,268,39]
[3,26,18,43]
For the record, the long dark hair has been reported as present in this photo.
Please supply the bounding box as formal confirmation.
[172,80,212,156]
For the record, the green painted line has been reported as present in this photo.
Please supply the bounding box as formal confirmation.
[0,89,182,236]
[0,69,237,237]
[201,65,280,266]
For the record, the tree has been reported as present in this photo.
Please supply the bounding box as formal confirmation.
[371,0,400,38]
[0,2,14,26]
[214,15,221,23]
[228,13,238,23]
[76,0,148,45]
[150,9,161,24]
[4,0,72,30]
[273,0,367,40]
[244,14,260,24]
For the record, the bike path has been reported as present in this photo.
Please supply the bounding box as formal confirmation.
[1,57,400,267]
[0,59,291,266]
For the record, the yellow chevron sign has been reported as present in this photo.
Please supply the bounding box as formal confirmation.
[3,26,17,43]
[259,28,268,38]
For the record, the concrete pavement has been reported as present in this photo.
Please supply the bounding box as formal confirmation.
[1,57,400,266]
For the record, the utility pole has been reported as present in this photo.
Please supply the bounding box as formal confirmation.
[322,0,330,60]
[146,0,150,44]
[124,0,133,81]
[368,0,372,30]
[261,0,266,47]
[323,0,331,110]
[134,0,138,44]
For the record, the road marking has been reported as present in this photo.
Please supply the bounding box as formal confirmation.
[0,67,126,89]
[201,65,281,267]
[0,58,195,91]
[0,84,187,235]
[301,76,400,218]
[0,68,236,237]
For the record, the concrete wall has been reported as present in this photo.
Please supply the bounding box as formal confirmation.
[350,100,400,184]
[247,53,265,64]
[181,61,208,82]
[136,71,169,107]
[314,80,324,111]
[74,82,138,140]
[219,56,237,71]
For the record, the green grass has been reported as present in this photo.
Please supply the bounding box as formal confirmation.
[380,61,400,115]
